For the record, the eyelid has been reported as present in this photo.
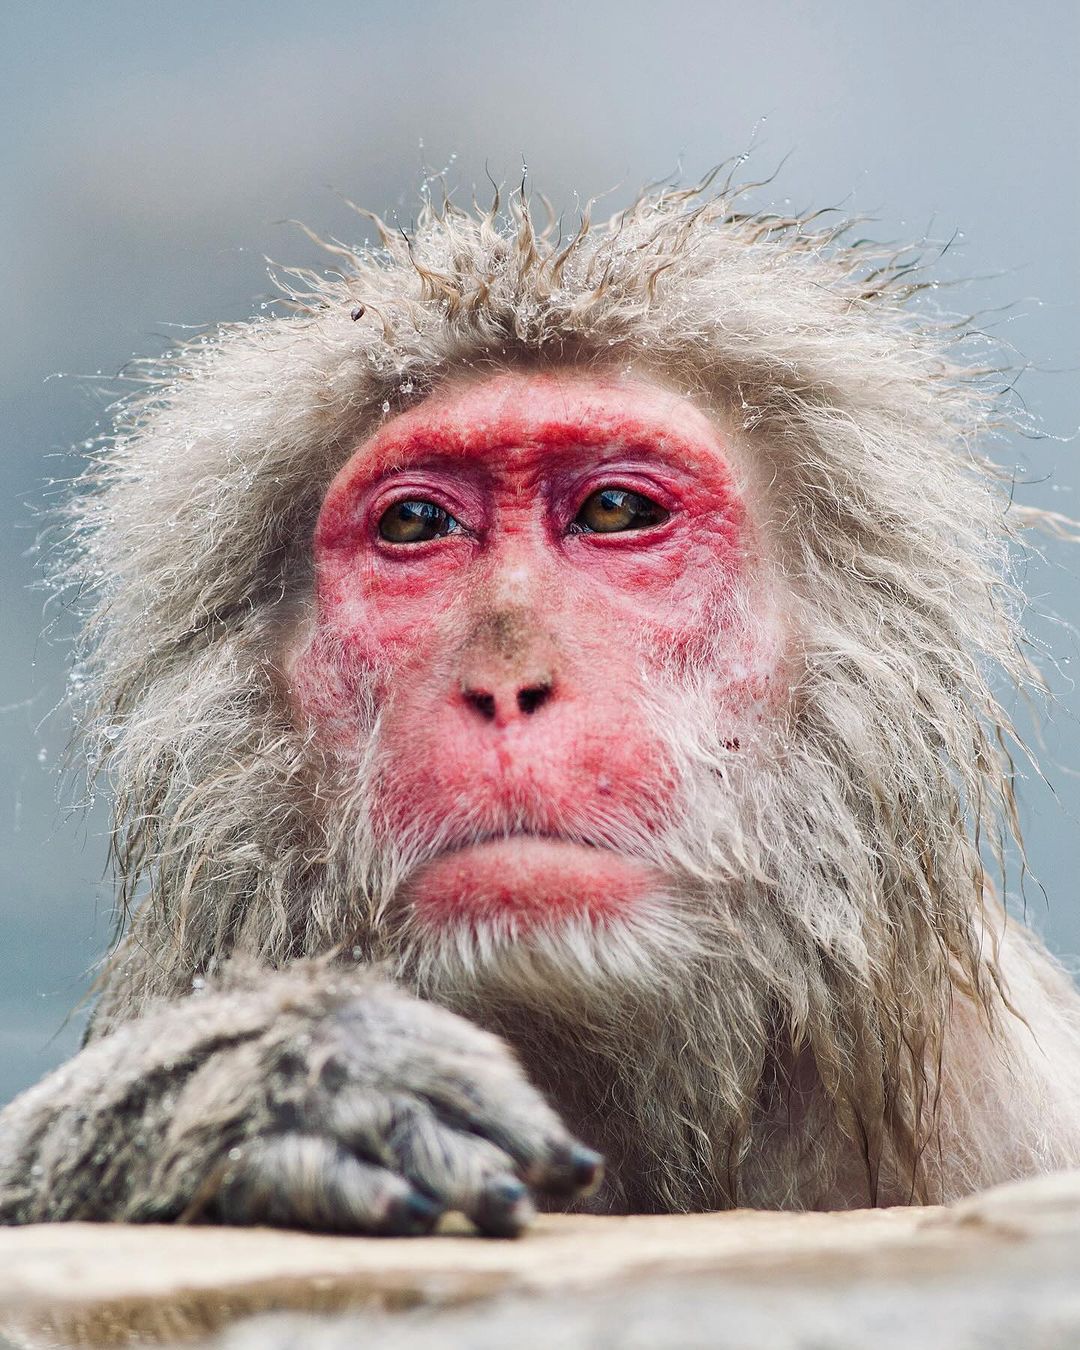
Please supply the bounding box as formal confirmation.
[377,501,465,545]
[564,489,675,547]
[567,481,677,529]
[366,484,478,539]
[569,470,678,510]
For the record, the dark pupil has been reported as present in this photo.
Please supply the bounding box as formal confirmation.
[379,500,451,543]
[578,488,667,533]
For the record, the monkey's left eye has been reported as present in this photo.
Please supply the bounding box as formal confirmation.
[572,488,669,534]
[378,500,461,543]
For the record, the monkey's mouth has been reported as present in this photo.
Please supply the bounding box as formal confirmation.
[404,834,662,928]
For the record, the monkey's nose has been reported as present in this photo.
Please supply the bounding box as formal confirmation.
[462,679,554,724]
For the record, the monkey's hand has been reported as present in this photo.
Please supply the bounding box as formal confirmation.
[0,965,601,1237]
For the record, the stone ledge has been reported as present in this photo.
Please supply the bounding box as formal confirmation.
[1,1172,1079,1348]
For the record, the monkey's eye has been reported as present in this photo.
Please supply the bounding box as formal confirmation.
[572,488,669,534]
[378,500,461,544]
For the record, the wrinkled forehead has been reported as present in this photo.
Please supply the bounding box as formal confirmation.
[338,369,734,481]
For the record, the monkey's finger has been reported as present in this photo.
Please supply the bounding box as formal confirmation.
[390,1109,535,1238]
[325,1089,532,1236]
[533,1137,605,1200]
[419,1065,604,1199]
[321,1085,398,1166]
[205,1133,442,1236]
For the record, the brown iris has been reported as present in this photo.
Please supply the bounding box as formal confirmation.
[573,488,668,534]
[378,500,460,543]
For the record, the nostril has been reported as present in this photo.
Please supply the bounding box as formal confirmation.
[464,689,497,721]
[517,683,552,716]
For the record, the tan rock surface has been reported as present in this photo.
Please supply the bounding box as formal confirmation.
[1,1172,1079,1348]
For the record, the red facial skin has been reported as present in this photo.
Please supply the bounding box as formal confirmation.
[291,370,777,930]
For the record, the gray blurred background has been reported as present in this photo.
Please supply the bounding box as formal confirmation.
[2,1,1078,1106]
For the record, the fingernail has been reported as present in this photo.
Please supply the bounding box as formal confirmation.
[475,1178,534,1239]
[488,1178,528,1206]
[387,1188,443,1236]
[571,1146,604,1193]
[536,1142,607,1198]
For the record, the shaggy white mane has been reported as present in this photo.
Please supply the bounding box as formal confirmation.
[58,175,1068,1207]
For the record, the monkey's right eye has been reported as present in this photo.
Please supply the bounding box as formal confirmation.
[378,500,461,544]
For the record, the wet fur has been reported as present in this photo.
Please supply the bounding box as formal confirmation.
[6,176,1080,1222]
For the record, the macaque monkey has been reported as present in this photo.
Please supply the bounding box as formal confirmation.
[2,180,1079,1236]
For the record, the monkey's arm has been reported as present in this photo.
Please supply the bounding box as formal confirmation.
[0,965,599,1236]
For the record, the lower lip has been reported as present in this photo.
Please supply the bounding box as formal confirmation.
[405,837,660,927]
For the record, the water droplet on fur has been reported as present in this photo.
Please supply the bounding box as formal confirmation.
[381,400,391,414]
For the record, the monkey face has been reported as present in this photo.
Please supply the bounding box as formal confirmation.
[289,368,783,932]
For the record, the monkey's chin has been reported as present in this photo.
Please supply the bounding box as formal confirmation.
[405,838,661,929]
